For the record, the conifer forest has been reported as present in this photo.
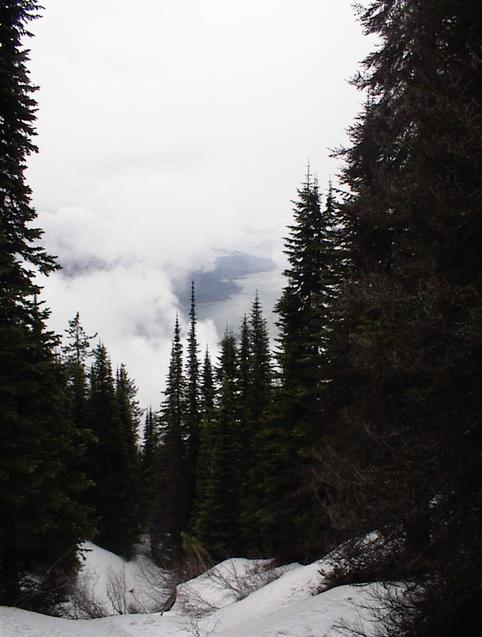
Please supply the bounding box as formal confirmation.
[1,1,482,636]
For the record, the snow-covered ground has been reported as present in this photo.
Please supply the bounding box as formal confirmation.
[0,543,380,636]
[66,541,169,617]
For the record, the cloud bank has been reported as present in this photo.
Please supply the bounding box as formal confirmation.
[27,0,372,407]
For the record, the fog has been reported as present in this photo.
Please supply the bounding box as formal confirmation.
[27,0,372,408]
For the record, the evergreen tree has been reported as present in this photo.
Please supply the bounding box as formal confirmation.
[236,314,252,539]
[142,408,159,482]
[62,312,96,432]
[257,173,339,560]
[63,312,96,367]
[191,348,216,534]
[184,282,201,519]
[248,293,272,426]
[201,348,216,422]
[141,408,160,550]
[321,1,482,634]
[115,364,142,554]
[116,365,141,471]
[276,172,338,447]
[0,1,90,609]
[241,294,273,552]
[238,314,251,411]
[0,302,92,610]
[193,330,242,557]
[87,344,138,557]
[153,317,188,564]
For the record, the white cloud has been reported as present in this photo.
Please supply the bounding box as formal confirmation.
[28,0,373,407]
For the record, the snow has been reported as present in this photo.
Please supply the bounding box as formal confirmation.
[0,544,380,637]
[66,541,169,616]
[174,557,296,613]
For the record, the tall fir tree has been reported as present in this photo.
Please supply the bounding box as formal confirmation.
[256,173,340,561]
[238,314,251,412]
[0,1,91,609]
[240,294,273,553]
[142,408,159,470]
[200,349,216,424]
[153,316,188,565]
[115,364,142,554]
[184,282,201,521]
[193,330,242,557]
[62,312,96,432]
[275,171,338,448]
[141,408,160,550]
[237,314,252,525]
[191,348,216,538]
[321,1,482,634]
[247,293,272,427]
[87,344,139,557]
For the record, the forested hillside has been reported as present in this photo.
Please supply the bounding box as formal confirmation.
[1,1,481,635]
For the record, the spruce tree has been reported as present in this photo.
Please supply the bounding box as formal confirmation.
[184,282,201,520]
[193,330,242,557]
[87,344,139,557]
[141,408,161,552]
[257,173,339,560]
[153,316,188,564]
[238,314,251,412]
[322,1,482,634]
[142,408,159,469]
[236,314,252,542]
[241,294,273,552]
[115,365,142,554]
[275,171,337,448]
[0,1,90,609]
[63,312,96,367]
[62,312,96,432]
[191,348,216,535]
[201,348,216,424]
[248,293,272,426]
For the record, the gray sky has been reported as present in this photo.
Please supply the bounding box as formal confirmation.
[27,0,372,408]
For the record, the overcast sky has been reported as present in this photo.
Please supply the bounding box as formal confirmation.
[27,0,373,409]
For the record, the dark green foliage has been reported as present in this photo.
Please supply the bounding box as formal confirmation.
[238,314,251,415]
[141,407,159,493]
[0,305,92,610]
[239,296,273,553]
[0,1,91,610]
[201,348,216,420]
[115,365,142,554]
[184,283,201,520]
[87,344,122,549]
[0,0,56,286]
[193,330,243,557]
[255,174,340,561]
[62,319,142,559]
[141,408,161,552]
[87,345,139,557]
[62,312,96,432]
[191,349,216,531]
[147,305,210,565]
[235,314,252,547]
[62,312,96,367]
[276,173,339,447]
[247,294,272,426]
[153,317,189,565]
[320,1,482,634]
[191,298,274,557]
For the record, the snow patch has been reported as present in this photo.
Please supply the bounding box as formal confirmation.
[1,547,380,637]
[66,541,169,617]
